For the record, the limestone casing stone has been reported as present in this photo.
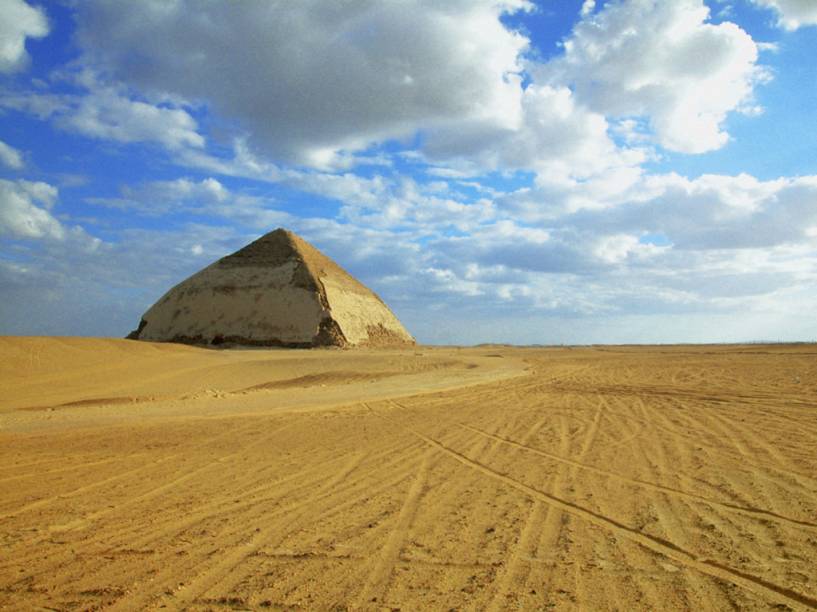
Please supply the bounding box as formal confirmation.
[127,228,415,348]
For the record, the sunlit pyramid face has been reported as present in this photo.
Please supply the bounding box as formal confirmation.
[129,229,415,348]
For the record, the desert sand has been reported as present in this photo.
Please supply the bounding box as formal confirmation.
[1,337,816,610]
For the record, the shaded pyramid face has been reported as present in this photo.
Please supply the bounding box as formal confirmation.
[128,229,415,348]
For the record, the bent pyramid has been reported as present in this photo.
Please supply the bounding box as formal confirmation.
[127,228,415,348]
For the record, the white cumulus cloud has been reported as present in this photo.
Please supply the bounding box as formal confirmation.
[57,86,204,150]
[543,0,766,153]
[87,176,293,230]
[752,0,817,30]
[122,177,229,206]
[425,84,646,181]
[0,139,24,169]
[0,179,63,240]
[75,0,531,167]
[0,0,48,73]
[0,82,204,152]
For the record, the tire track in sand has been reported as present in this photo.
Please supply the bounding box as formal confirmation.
[0,456,126,484]
[486,395,604,610]
[170,441,431,601]
[21,448,386,593]
[459,423,817,531]
[0,418,287,521]
[163,449,379,608]
[485,415,572,610]
[377,405,817,611]
[59,437,426,609]
[1,419,300,561]
[356,451,433,607]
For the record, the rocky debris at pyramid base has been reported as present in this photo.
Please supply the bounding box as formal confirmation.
[127,228,415,348]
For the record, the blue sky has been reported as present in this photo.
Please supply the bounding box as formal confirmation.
[1,0,816,344]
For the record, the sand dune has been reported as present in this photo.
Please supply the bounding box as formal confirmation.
[1,338,816,610]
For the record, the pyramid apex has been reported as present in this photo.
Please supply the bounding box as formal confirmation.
[266,227,294,237]
[218,227,306,269]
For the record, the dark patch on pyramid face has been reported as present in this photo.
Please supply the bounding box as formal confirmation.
[127,228,415,348]
[218,228,298,269]
[217,229,321,294]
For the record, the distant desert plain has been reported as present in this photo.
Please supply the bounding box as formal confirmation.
[1,336,817,611]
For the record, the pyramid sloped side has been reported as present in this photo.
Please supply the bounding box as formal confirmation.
[135,258,333,346]
[283,233,414,346]
[320,275,415,346]
[286,232,376,297]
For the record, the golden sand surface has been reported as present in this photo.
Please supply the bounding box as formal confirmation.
[1,337,816,610]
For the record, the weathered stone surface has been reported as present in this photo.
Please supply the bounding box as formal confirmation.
[128,229,415,348]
